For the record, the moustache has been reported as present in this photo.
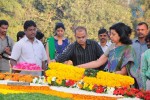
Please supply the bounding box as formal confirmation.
[100,38,106,41]
[138,32,143,35]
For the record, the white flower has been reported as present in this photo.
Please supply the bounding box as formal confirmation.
[52,77,56,81]
[38,79,43,84]
[106,87,115,94]
[33,77,38,83]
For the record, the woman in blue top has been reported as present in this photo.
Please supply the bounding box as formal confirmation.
[46,22,69,63]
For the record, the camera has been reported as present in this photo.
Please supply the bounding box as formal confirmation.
[0,49,10,60]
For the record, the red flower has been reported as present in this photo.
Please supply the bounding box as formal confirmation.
[113,88,126,95]
[130,88,140,94]
[135,91,144,98]
[65,80,75,87]
[113,89,119,95]
[96,86,104,93]
[126,91,135,97]
[144,94,150,100]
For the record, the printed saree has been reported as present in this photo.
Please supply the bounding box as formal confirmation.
[105,45,140,87]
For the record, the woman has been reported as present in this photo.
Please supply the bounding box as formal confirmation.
[17,31,25,41]
[46,22,69,63]
[79,22,139,87]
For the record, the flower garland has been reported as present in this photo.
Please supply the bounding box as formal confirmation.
[46,63,134,88]
[0,84,117,100]
[0,73,34,83]
[0,84,149,100]
[44,62,150,100]
[83,71,134,88]
[96,71,134,87]
[46,62,85,82]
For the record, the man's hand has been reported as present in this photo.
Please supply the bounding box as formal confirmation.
[4,46,11,55]
[64,60,73,65]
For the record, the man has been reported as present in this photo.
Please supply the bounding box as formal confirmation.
[132,22,149,64]
[132,22,149,88]
[10,20,47,76]
[98,28,111,52]
[55,26,105,70]
[0,20,14,73]
[141,33,150,90]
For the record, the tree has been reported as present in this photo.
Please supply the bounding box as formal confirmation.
[0,0,134,41]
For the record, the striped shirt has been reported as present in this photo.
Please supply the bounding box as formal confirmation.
[55,39,104,69]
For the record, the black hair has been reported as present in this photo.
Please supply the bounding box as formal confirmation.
[110,22,132,45]
[55,22,65,31]
[137,22,149,29]
[36,31,44,40]
[98,28,108,35]
[23,20,36,30]
[145,32,150,42]
[17,31,25,41]
[74,26,87,34]
[0,20,9,27]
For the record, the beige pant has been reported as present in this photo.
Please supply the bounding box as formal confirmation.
[146,79,150,91]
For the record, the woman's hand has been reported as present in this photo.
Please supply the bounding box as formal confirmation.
[115,67,127,75]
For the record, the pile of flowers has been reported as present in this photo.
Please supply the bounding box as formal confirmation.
[83,71,134,88]
[13,62,42,71]
[46,63,134,88]
[0,72,36,83]
[46,62,85,86]
[45,62,150,99]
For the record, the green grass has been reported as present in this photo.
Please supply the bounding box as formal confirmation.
[0,93,71,100]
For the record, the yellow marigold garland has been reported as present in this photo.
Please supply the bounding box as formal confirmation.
[46,62,85,81]
[46,62,134,88]
[96,71,134,87]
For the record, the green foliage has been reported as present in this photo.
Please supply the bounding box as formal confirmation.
[0,0,136,42]
[0,93,71,100]
[84,69,99,77]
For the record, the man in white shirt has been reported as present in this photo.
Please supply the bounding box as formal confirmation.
[98,28,111,52]
[10,20,47,76]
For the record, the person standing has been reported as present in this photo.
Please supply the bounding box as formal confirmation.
[141,33,150,90]
[98,28,111,52]
[0,20,14,73]
[16,31,25,41]
[132,22,149,88]
[78,23,139,87]
[10,20,47,76]
[46,22,69,63]
[54,26,105,70]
